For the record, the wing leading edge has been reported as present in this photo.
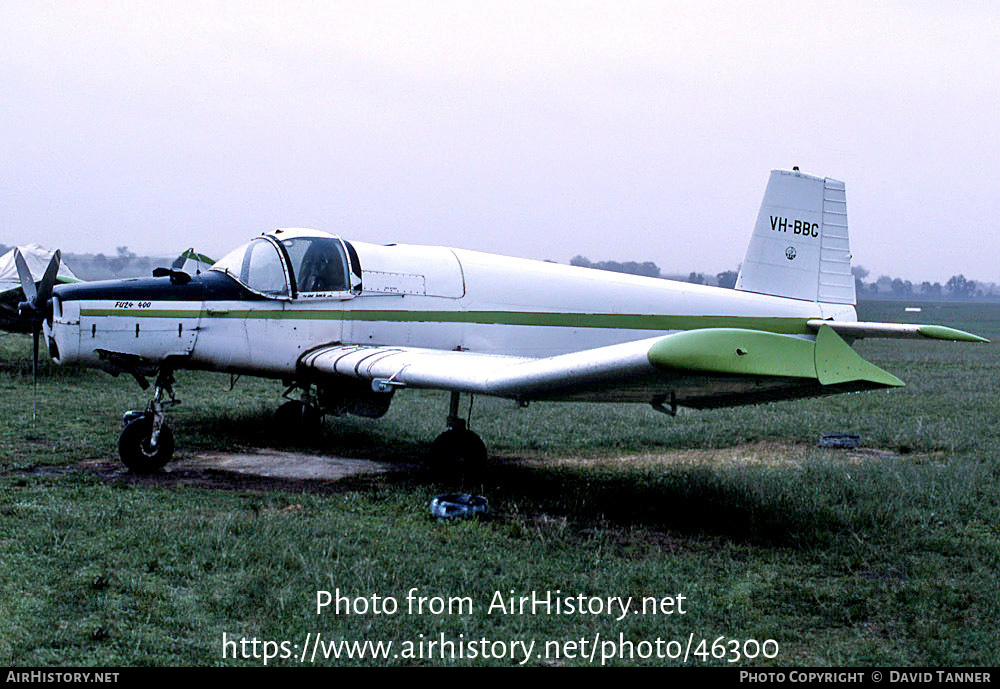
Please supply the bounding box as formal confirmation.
[300,325,908,411]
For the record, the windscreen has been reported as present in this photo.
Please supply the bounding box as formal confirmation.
[210,238,289,297]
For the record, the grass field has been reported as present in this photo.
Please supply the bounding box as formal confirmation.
[1,299,998,666]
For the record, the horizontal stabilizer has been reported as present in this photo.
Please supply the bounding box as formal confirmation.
[806,320,989,343]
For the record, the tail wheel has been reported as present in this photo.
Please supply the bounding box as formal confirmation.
[119,415,174,474]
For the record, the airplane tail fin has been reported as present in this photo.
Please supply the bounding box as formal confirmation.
[735,169,855,305]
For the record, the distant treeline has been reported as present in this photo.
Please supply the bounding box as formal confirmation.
[850,266,997,300]
[0,244,185,282]
[570,254,1000,300]
[570,255,740,289]
[63,247,149,281]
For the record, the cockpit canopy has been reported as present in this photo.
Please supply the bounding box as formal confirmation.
[210,230,355,299]
[281,235,349,293]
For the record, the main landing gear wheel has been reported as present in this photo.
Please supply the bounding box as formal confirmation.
[428,391,487,479]
[119,414,174,474]
[430,428,487,477]
[274,399,322,438]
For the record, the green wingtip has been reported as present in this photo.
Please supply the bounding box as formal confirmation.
[918,325,990,343]
[647,326,907,389]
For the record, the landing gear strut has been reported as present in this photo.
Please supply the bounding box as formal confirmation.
[429,392,487,477]
[119,369,178,474]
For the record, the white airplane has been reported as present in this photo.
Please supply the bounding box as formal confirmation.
[12,169,987,474]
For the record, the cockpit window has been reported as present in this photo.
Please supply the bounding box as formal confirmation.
[210,242,249,277]
[245,240,289,295]
[280,237,349,295]
[210,238,290,297]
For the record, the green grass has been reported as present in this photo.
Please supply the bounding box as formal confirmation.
[1,299,998,666]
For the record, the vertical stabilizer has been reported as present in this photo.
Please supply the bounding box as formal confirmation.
[735,170,855,305]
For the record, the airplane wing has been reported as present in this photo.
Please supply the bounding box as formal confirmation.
[170,248,216,275]
[300,325,915,411]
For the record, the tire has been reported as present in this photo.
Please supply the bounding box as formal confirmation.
[274,400,322,439]
[119,415,174,474]
[429,429,487,478]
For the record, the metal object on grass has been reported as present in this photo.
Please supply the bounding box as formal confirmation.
[818,434,861,449]
[430,493,489,519]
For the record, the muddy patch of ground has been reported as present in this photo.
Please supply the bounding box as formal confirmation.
[178,450,393,481]
[69,449,414,493]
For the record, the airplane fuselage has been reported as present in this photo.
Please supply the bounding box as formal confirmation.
[48,232,856,382]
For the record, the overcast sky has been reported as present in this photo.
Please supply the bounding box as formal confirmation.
[2,1,998,282]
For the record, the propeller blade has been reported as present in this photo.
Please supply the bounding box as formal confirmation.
[35,250,61,317]
[13,249,37,304]
[12,248,60,421]
[32,327,39,422]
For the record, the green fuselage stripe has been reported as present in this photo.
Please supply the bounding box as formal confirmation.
[79,307,812,334]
